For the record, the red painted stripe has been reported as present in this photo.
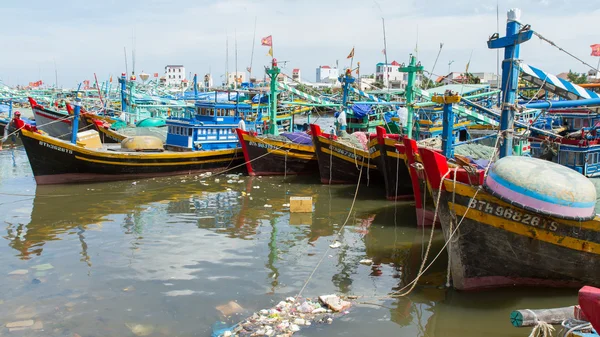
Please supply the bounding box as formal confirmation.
[35,109,72,125]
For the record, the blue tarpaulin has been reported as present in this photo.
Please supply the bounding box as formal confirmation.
[282,132,312,145]
[351,104,373,118]
[252,94,268,103]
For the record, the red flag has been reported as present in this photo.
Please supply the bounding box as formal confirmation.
[591,44,600,57]
[154,73,159,77]
[261,35,272,46]
[347,47,355,59]
[382,49,386,55]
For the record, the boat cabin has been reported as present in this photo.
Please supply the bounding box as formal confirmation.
[165,99,257,151]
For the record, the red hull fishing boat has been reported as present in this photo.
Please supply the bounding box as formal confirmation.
[309,124,381,184]
[29,97,124,143]
[236,128,317,176]
[369,126,413,200]
[413,8,600,290]
[400,139,441,227]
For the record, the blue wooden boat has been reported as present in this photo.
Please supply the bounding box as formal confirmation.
[529,108,600,177]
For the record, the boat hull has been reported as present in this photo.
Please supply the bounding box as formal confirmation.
[20,129,243,185]
[236,129,318,176]
[310,125,381,185]
[32,106,91,140]
[400,139,440,227]
[433,184,600,290]
[370,130,413,200]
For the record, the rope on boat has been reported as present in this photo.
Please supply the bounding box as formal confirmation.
[1,112,76,142]
[525,309,555,337]
[297,156,365,297]
[531,29,600,74]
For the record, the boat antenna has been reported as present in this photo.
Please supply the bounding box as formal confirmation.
[131,29,136,77]
[415,24,419,61]
[461,49,473,96]
[249,16,257,81]
[496,0,500,104]
[235,29,238,90]
[54,58,58,88]
[382,17,389,90]
[425,43,444,89]
[226,31,229,88]
[124,47,129,77]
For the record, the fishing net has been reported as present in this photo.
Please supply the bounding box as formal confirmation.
[337,131,368,151]
[417,136,497,161]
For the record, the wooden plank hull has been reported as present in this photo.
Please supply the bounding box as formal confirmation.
[19,129,243,185]
[310,124,382,185]
[370,133,413,200]
[236,129,318,176]
[418,147,600,290]
[400,139,440,227]
[434,185,600,290]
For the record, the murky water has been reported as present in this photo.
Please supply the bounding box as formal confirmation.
[0,147,578,337]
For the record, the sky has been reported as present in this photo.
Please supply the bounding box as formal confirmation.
[1,0,600,87]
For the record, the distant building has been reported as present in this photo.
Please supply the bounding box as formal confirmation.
[471,72,500,87]
[292,68,302,82]
[227,72,246,87]
[376,61,422,89]
[376,61,402,88]
[165,65,185,86]
[316,66,339,83]
[202,74,214,88]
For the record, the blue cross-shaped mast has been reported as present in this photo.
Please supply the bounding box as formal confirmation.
[487,8,533,158]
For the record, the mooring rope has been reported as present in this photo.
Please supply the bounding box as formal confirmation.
[297,156,365,297]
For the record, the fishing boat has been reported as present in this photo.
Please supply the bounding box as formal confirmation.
[369,126,413,200]
[16,93,249,184]
[309,123,381,184]
[28,97,125,143]
[236,60,318,176]
[414,9,600,290]
[528,108,600,177]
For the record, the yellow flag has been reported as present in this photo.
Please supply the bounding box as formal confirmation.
[465,61,470,74]
[267,47,273,57]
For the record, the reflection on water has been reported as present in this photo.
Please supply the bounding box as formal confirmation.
[0,148,579,337]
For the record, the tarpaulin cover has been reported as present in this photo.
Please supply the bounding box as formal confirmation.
[351,104,373,118]
[252,94,268,103]
[282,132,313,145]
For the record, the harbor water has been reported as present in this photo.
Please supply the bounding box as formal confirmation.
[0,147,579,336]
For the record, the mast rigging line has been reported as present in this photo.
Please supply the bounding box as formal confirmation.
[530,28,600,74]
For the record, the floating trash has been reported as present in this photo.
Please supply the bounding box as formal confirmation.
[31,263,54,271]
[213,295,351,337]
[329,241,342,249]
[359,259,373,265]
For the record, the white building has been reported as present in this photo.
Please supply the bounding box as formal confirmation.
[472,72,500,87]
[316,66,339,84]
[202,74,213,88]
[227,72,246,87]
[292,68,302,82]
[376,61,402,88]
[165,65,185,86]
